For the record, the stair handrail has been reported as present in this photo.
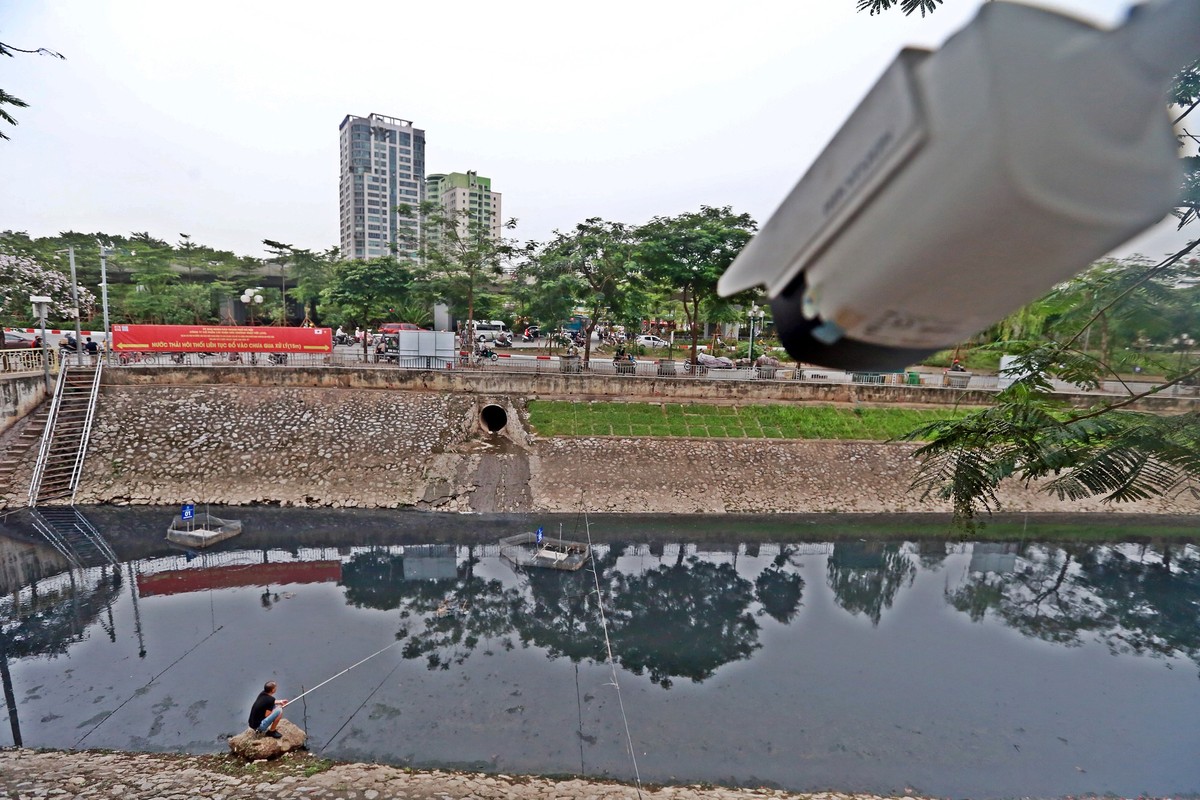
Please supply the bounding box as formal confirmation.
[27,508,83,570]
[27,366,69,507]
[69,505,118,565]
[69,363,104,503]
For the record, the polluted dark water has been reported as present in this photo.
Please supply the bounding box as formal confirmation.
[1,508,1198,798]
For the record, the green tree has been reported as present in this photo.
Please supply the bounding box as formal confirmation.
[0,41,65,141]
[855,0,942,16]
[405,202,518,338]
[637,206,757,365]
[321,257,413,358]
[263,240,334,326]
[511,269,581,353]
[526,218,640,363]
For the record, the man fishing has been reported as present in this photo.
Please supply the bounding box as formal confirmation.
[247,681,288,739]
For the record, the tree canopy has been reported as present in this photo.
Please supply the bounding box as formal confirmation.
[637,206,757,364]
[0,40,65,141]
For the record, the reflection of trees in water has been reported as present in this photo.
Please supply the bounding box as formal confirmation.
[755,548,805,624]
[0,567,124,660]
[826,542,916,626]
[388,545,811,688]
[509,545,623,665]
[1079,544,1200,663]
[340,548,522,671]
[0,565,125,746]
[340,549,408,609]
[607,557,760,689]
[947,545,1106,646]
[948,543,1200,669]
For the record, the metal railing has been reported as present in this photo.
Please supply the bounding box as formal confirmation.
[28,508,82,569]
[100,348,1200,400]
[69,362,104,503]
[67,506,119,565]
[0,348,52,375]
[27,367,68,507]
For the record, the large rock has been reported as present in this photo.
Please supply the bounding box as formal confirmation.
[228,717,307,760]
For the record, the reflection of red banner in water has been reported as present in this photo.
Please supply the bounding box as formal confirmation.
[111,324,332,353]
[137,561,342,597]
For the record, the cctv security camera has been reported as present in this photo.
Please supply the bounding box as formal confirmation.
[718,0,1199,372]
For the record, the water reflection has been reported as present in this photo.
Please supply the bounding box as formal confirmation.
[0,522,1197,796]
[948,542,1200,665]
[827,542,915,625]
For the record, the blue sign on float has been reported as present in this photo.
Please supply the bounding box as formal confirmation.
[181,504,195,521]
[535,527,544,544]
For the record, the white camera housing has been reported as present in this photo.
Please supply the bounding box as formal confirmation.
[718,0,1199,371]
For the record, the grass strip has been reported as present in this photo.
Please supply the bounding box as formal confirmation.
[527,400,972,441]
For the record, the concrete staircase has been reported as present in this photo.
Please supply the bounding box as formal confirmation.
[28,504,118,568]
[23,364,118,568]
[29,365,103,505]
[0,406,51,497]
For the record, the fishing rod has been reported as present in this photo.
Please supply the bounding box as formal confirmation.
[76,624,225,746]
[285,640,402,705]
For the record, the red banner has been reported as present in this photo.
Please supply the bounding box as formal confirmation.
[111,324,332,353]
[137,561,343,597]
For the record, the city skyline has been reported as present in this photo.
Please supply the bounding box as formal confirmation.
[0,0,1192,264]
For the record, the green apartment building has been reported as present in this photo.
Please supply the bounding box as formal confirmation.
[425,171,503,242]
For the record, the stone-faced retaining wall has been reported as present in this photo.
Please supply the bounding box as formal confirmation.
[0,373,47,435]
[59,382,1200,517]
[72,385,533,513]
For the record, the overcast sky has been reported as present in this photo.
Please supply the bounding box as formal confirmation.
[0,0,1192,262]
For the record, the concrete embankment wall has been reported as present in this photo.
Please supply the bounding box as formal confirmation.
[98,364,1199,413]
[0,374,47,435]
[16,367,1183,516]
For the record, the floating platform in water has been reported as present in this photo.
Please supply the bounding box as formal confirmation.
[166,513,243,549]
[499,532,591,571]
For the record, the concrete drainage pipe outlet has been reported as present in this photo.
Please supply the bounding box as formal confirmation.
[480,405,508,432]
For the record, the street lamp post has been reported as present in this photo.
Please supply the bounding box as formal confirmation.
[98,244,113,365]
[747,303,765,365]
[53,246,85,367]
[30,295,51,390]
[240,288,264,326]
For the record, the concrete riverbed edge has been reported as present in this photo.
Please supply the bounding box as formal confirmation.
[0,747,940,800]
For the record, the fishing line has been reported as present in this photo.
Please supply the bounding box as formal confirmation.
[287,640,403,705]
[583,512,644,799]
[319,657,404,754]
[75,624,225,745]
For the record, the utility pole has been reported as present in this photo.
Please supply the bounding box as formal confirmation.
[98,244,113,365]
[30,295,51,390]
[67,247,83,367]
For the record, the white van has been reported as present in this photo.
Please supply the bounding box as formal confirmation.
[470,320,511,342]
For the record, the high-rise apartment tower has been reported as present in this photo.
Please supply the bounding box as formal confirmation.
[338,113,426,260]
[425,171,503,242]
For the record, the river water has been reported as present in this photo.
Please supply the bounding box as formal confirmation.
[0,508,1196,798]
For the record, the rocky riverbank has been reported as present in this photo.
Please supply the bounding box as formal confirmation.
[0,748,929,800]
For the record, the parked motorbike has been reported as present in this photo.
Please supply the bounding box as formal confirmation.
[460,345,499,365]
